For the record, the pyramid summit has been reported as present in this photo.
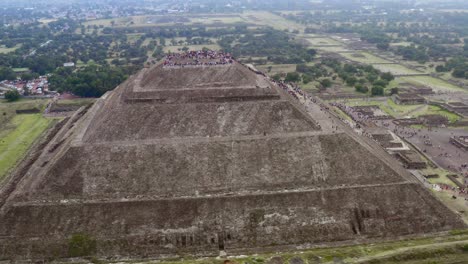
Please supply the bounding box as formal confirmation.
[0,52,464,260]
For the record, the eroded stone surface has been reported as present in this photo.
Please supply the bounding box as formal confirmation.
[0,61,464,260]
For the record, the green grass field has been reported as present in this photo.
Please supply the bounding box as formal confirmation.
[0,44,21,54]
[0,99,52,181]
[0,113,52,180]
[314,45,351,52]
[344,98,421,118]
[256,64,297,75]
[0,99,49,125]
[399,76,465,92]
[84,14,246,31]
[340,52,393,64]
[306,37,343,46]
[373,64,422,75]
[242,11,305,32]
[422,168,458,187]
[344,99,461,121]
[412,105,461,123]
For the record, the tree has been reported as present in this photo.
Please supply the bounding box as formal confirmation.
[272,73,282,81]
[345,77,357,87]
[376,42,390,50]
[285,72,300,82]
[355,84,369,93]
[20,72,35,81]
[0,67,16,81]
[373,79,389,88]
[435,65,447,72]
[390,87,399,95]
[371,86,384,96]
[302,74,312,84]
[4,90,20,102]
[320,78,332,88]
[380,72,395,82]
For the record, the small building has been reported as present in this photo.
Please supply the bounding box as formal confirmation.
[450,136,468,151]
[392,93,426,105]
[395,150,427,169]
[63,62,75,67]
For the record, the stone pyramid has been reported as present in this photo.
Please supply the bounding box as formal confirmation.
[0,61,464,260]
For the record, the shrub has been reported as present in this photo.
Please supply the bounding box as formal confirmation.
[4,90,20,102]
[68,233,97,257]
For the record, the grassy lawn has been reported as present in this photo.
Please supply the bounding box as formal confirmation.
[389,42,412,47]
[422,168,458,187]
[242,11,305,32]
[432,190,468,224]
[373,64,422,75]
[412,105,461,123]
[340,52,392,64]
[344,98,422,118]
[189,15,245,24]
[0,99,52,180]
[0,113,52,180]
[306,37,343,46]
[256,64,297,75]
[0,44,21,54]
[0,99,49,125]
[315,46,351,52]
[399,76,465,92]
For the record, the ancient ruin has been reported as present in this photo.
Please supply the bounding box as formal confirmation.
[0,58,465,261]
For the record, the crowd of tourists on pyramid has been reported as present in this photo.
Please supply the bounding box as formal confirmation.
[162,50,234,68]
[271,79,300,100]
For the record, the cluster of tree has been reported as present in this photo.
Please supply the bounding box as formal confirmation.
[4,90,20,102]
[0,66,16,81]
[359,29,391,50]
[297,59,393,96]
[437,57,468,79]
[395,45,430,63]
[218,29,316,64]
[48,65,131,97]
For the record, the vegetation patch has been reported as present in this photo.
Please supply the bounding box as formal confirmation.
[373,64,422,75]
[399,76,464,92]
[0,113,51,180]
[340,52,393,64]
[68,233,97,257]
